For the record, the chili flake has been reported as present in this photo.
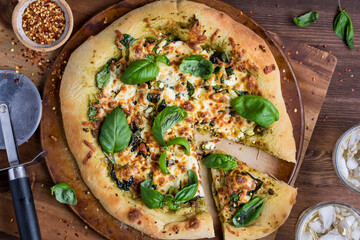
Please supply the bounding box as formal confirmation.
[22,0,66,45]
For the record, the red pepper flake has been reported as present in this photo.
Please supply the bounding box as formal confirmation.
[275,4,280,7]
[322,115,328,122]
[287,51,291,55]
[50,135,58,142]
[249,10,253,15]
[103,17,108,24]
[339,79,343,82]
[312,77,316,82]
[298,61,303,65]
[337,72,342,75]
[352,88,355,92]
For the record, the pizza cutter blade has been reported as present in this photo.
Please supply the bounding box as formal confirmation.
[0,70,46,240]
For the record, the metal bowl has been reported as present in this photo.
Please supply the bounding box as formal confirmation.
[333,123,360,194]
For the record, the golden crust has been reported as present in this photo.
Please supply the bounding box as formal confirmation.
[60,0,296,239]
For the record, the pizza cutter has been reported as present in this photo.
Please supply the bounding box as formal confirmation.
[0,70,47,240]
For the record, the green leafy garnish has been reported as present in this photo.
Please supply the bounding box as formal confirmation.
[121,59,159,85]
[140,170,198,209]
[167,137,190,155]
[152,106,188,146]
[225,66,234,77]
[99,107,132,154]
[179,55,213,79]
[334,6,354,50]
[119,34,136,60]
[232,197,264,227]
[51,183,77,205]
[186,81,195,98]
[293,11,319,27]
[210,52,230,64]
[159,151,170,175]
[231,95,279,127]
[155,55,171,66]
[96,58,120,89]
[202,154,238,170]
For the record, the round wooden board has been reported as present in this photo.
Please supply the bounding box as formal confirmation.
[40,0,304,239]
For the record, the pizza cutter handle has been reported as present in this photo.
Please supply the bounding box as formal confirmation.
[8,166,41,240]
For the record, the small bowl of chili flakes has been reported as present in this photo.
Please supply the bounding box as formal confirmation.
[12,0,73,52]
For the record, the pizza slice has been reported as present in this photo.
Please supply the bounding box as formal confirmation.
[202,153,297,240]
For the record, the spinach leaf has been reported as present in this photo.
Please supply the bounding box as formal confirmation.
[51,183,77,205]
[120,34,136,49]
[88,104,98,122]
[121,59,159,85]
[233,90,248,96]
[334,7,354,50]
[99,107,132,154]
[159,151,170,175]
[210,52,230,64]
[225,66,234,77]
[96,58,120,89]
[202,154,238,170]
[293,11,319,27]
[232,197,264,227]
[174,170,198,205]
[241,172,263,198]
[186,81,195,98]
[156,55,171,66]
[167,137,190,155]
[179,55,213,80]
[140,179,165,209]
[231,95,279,127]
[213,66,221,74]
[147,93,160,103]
[110,164,134,191]
[152,106,188,146]
[157,99,167,112]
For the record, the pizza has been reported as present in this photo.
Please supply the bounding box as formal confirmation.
[202,153,297,240]
[59,0,297,239]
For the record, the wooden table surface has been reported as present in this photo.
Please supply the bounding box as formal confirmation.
[0,0,359,239]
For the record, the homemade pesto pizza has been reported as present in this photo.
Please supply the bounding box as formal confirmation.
[59,0,297,239]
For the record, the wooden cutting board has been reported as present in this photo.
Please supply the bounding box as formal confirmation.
[0,3,336,240]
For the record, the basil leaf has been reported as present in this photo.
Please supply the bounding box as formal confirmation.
[99,107,132,153]
[51,183,77,205]
[231,95,279,127]
[96,58,120,89]
[121,59,159,85]
[293,11,318,27]
[140,179,165,209]
[334,7,354,50]
[167,137,190,155]
[202,154,238,170]
[233,90,248,96]
[186,81,195,98]
[156,55,171,66]
[174,170,198,205]
[159,151,170,175]
[145,54,156,61]
[179,55,213,80]
[152,106,188,146]
[232,197,264,227]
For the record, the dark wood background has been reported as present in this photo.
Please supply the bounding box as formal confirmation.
[0,0,359,239]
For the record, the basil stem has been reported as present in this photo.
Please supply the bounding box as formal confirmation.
[202,154,238,170]
[99,107,132,154]
[231,95,279,127]
[140,179,165,209]
[121,59,159,85]
[152,106,188,146]
[232,197,264,227]
[167,137,190,155]
[159,151,170,175]
[50,183,77,205]
[334,7,354,50]
[179,55,213,79]
[293,11,319,27]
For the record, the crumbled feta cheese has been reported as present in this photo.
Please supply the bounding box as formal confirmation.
[202,142,215,151]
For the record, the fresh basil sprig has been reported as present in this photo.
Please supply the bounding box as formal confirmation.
[140,170,198,209]
[167,137,190,155]
[51,183,77,205]
[179,55,213,79]
[121,59,159,85]
[96,58,120,89]
[152,106,188,146]
[231,95,279,127]
[202,154,238,170]
[232,197,264,227]
[99,107,132,155]
[334,6,354,50]
[159,151,170,175]
[293,11,319,27]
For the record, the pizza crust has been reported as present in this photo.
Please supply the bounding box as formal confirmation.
[60,0,296,238]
